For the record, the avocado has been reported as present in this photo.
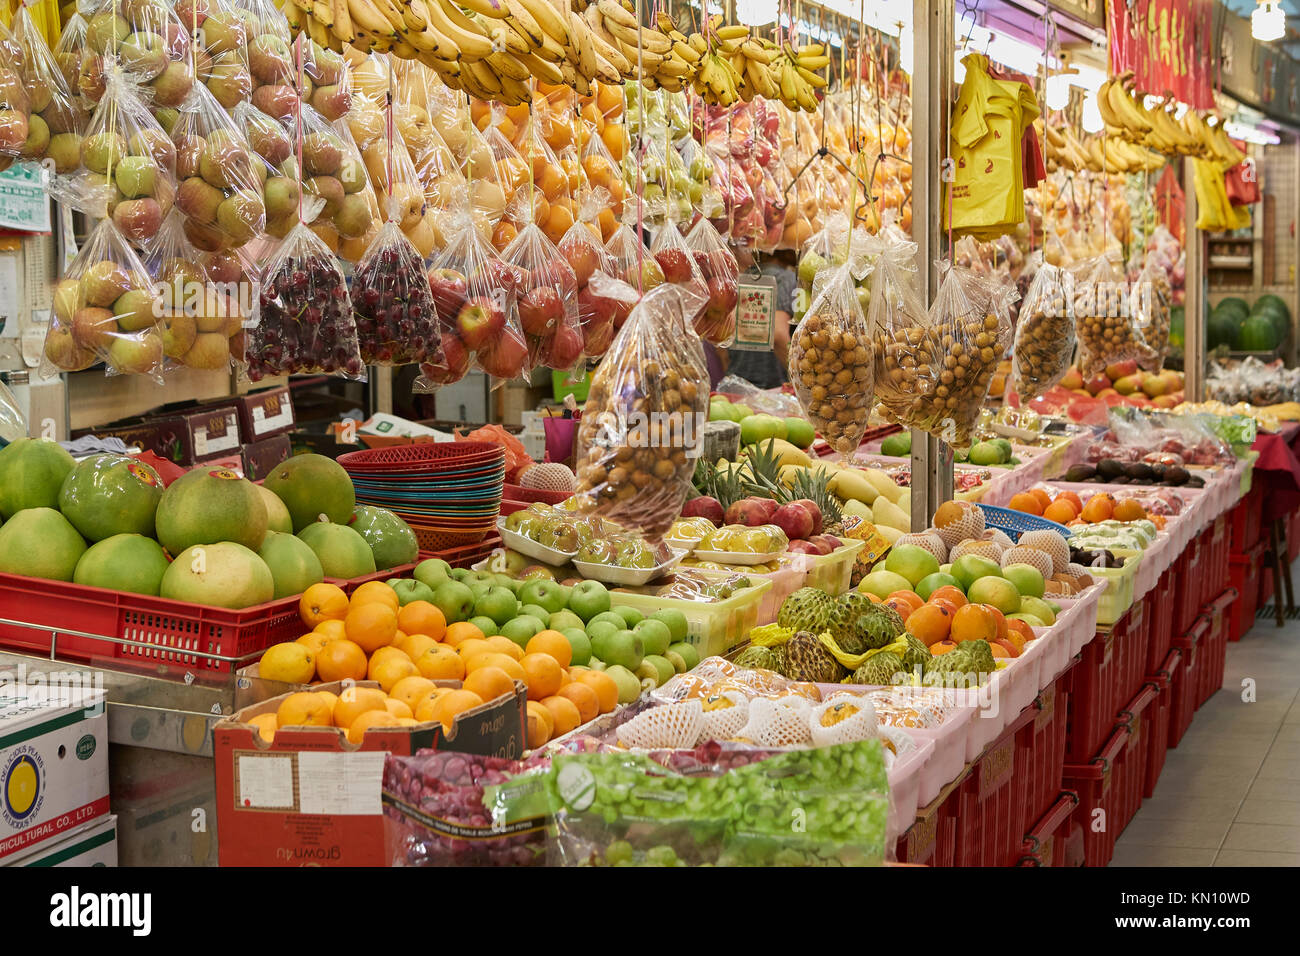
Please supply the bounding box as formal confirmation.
[1064,464,1097,482]
[1097,459,1125,480]
[1165,466,1190,485]
[1123,461,1154,480]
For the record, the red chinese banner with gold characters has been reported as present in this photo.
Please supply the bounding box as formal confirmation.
[1109,0,1215,109]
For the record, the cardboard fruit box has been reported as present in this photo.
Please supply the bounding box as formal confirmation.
[213,679,527,866]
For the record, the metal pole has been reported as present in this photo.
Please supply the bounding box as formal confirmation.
[1183,158,1206,401]
[908,0,954,531]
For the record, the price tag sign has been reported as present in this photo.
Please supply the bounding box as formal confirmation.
[730,277,777,351]
[0,163,50,233]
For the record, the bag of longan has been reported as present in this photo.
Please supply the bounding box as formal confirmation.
[570,283,710,541]
[1131,257,1173,372]
[1011,261,1076,402]
[867,235,929,426]
[789,262,875,458]
[1071,253,1157,379]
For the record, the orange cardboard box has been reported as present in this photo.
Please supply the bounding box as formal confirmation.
[214,679,527,866]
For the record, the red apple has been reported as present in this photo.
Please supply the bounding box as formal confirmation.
[654,247,694,283]
[1085,373,1112,395]
[428,268,468,320]
[457,298,505,350]
[1060,366,1084,390]
[559,232,600,285]
[422,332,470,385]
[581,315,615,356]
[518,285,564,336]
[478,328,527,379]
[1105,359,1138,381]
[541,322,583,368]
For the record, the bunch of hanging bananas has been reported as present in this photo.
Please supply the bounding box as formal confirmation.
[1041,123,1164,176]
[1098,71,1247,167]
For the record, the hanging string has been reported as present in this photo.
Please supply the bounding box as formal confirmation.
[296,36,305,224]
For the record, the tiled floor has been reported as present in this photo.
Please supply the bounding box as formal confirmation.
[1111,608,1300,866]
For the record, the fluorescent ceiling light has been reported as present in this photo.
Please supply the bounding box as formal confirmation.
[1252,0,1285,41]
[1081,93,1104,133]
[1224,120,1280,145]
[735,0,778,24]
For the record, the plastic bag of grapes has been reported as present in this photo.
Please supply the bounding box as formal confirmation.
[143,208,247,372]
[244,221,363,381]
[570,283,709,541]
[684,217,740,346]
[11,7,86,175]
[351,219,443,368]
[41,218,167,381]
[47,71,175,249]
[789,262,875,458]
[502,218,582,371]
[1012,261,1076,403]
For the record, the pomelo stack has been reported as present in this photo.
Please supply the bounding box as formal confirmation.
[338,442,506,551]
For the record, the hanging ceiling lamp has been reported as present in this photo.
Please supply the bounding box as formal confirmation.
[1252,0,1286,41]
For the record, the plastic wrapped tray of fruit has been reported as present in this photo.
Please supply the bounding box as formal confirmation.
[664,516,715,552]
[573,539,687,587]
[689,523,789,566]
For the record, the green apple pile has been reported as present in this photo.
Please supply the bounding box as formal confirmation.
[708,398,816,451]
[392,559,702,704]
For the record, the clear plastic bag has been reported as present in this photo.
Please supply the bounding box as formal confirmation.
[351,221,443,367]
[789,262,874,457]
[502,221,582,371]
[77,0,191,107]
[560,204,639,360]
[571,283,709,540]
[1131,258,1172,372]
[12,8,86,172]
[1012,262,1076,402]
[247,29,298,122]
[244,221,363,381]
[1072,253,1157,378]
[425,210,528,382]
[190,0,254,111]
[870,240,938,431]
[280,103,376,255]
[48,72,175,247]
[684,217,739,345]
[53,13,86,99]
[144,208,246,371]
[605,222,659,291]
[580,122,625,242]
[231,100,296,238]
[170,83,266,252]
[41,218,165,380]
[288,36,350,122]
[649,223,708,324]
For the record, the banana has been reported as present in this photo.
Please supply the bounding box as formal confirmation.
[304,0,335,27]
[605,20,670,53]
[596,0,637,29]
[346,0,395,38]
[744,57,776,99]
[484,17,529,54]
[462,0,510,19]
[465,58,503,94]
[400,0,426,31]
[715,24,749,41]
[504,0,545,46]
[739,38,773,64]
[498,73,531,103]
[284,0,306,30]
[1095,79,1121,126]
[796,64,826,89]
[672,39,700,63]
[533,29,567,61]
[569,10,598,80]
[617,38,662,71]
[798,42,824,57]
[521,0,570,45]
[426,0,494,58]
[657,53,691,78]
[519,50,564,83]
[795,53,829,70]
[688,33,706,54]
[405,2,461,57]
[487,49,530,80]
[591,52,620,84]
[589,28,631,75]
[392,39,417,57]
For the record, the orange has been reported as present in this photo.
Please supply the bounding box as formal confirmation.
[1006,619,1035,647]
[351,580,400,611]
[315,639,369,682]
[276,691,334,729]
[369,654,418,693]
[248,713,277,743]
[456,637,493,662]
[928,585,968,609]
[526,700,555,748]
[601,123,625,161]
[428,689,485,731]
[906,603,953,646]
[557,682,599,723]
[300,583,348,627]
[463,665,517,703]
[886,591,924,614]
[347,710,402,744]
[296,631,331,659]
[485,635,526,661]
[389,676,439,712]
[1058,491,1084,513]
[314,690,339,719]
[519,653,564,700]
[393,633,438,663]
[413,687,453,722]
[415,645,466,681]
[385,697,414,719]
[526,630,573,667]
[984,604,1009,643]
[1080,493,1115,523]
[1028,488,1053,512]
[864,592,883,603]
[540,695,581,736]
[314,619,347,641]
[572,670,618,713]
[1008,492,1043,516]
[397,601,446,642]
[345,602,398,654]
[333,687,389,728]
[883,596,915,623]
[443,621,486,648]
[929,640,959,656]
[950,603,997,643]
[370,644,412,666]
[989,642,1010,659]
[1113,499,1146,522]
[466,652,526,684]
[1043,499,1078,524]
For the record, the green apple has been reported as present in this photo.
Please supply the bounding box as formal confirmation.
[568,579,611,621]
[951,554,1001,590]
[916,572,961,601]
[967,576,1021,614]
[667,641,699,671]
[613,606,643,628]
[603,664,643,703]
[649,609,688,644]
[499,614,545,649]
[1001,564,1045,599]
[562,627,592,666]
[520,603,551,623]
[601,630,644,672]
[468,615,499,637]
[389,578,436,606]
[474,586,519,626]
[413,558,451,591]
[588,611,628,632]
[884,545,941,587]
[548,609,584,632]
[1008,612,1047,627]
[519,579,567,614]
[431,580,474,624]
[859,569,913,599]
[585,620,621,648]
[641,654,675,686]
[634,618,672,657]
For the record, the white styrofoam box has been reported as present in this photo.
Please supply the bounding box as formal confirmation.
[0,682,109,862]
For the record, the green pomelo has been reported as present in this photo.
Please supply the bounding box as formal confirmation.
[255,483,293,533]
[296,522,376,580]
[160,542,275,609]
[0,507,86,580]
[58,453,163,541]
[262,453,356,531]
[348,505,418,570]
[155,467,268,555]
[258,531,325,599]
[74,533,169,595]
[0,438,75,518]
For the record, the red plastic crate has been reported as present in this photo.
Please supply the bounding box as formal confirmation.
[1144,578,1174,674]
[1113,683,1158,835]
[1064,629,1117,763]
[1196,590,1236,709]
[1144,649,1182,798]
[1114,601,1149,710]
[1014,669,1072,842]
[1018,790,1079,866]
[1169,617,1208,747]
[417,533,503,570]
[1204,517,1230,600]
[1228,485,1263,551]
[0,571,301,672]
[1172,537,1204,635]
[895,773,963,867]
[1228,544,1265,642]
[953,704,1039,867]
[1063,728,1130,867]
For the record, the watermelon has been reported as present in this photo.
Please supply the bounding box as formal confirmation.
[1207,309,1238,349]
[1215,297,1250,322]
[1253,293,1291,318]
[1234,313,1280,352]
[1251,295,1291,343]
[1169,305,1185,347]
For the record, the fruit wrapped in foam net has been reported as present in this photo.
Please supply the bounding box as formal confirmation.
[652,656,823,704]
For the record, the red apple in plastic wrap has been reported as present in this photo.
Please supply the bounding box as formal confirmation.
[456,297,505,350]
[478,328,527,379]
